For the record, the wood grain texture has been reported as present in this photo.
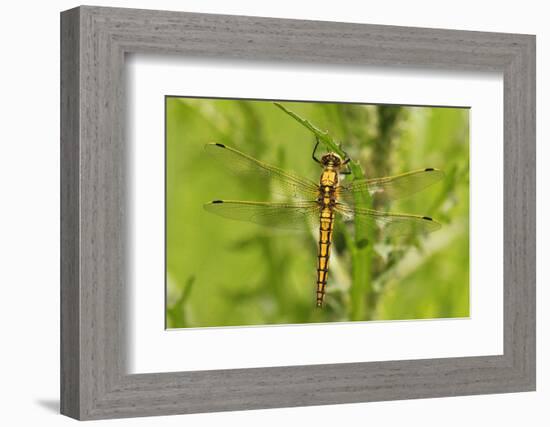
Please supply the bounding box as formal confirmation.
[60,7,80,419]
[60,5,536,420]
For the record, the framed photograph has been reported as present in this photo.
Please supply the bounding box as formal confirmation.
[61,6,535,420]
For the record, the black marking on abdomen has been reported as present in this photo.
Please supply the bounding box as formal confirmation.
[316,206,335,308]
[316,169,338,307]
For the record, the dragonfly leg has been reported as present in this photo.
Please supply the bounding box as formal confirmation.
[336,141,351,164]
[312,137,322,164]
[342,152,351,165]
[341,149,352,174]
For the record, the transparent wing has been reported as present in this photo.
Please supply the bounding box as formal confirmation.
[205,143,319,200]
[339,168,444,204]
[204,200,319,230]
[335,203,441,238]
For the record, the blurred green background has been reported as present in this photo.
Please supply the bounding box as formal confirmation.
[166,97,469,328]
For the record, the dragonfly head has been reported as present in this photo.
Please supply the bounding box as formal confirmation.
[320,152,343,168]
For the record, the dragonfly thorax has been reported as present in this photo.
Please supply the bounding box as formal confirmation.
[320,153,342,168]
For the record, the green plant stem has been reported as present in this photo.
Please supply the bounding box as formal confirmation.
[274,102,373,320]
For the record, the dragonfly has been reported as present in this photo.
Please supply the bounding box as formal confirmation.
[203,141,444,308]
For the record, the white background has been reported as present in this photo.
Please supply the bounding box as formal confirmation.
[129,58,503,373]
[0,0,546,426]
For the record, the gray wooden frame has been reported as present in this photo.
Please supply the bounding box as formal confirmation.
[60,5,536,420]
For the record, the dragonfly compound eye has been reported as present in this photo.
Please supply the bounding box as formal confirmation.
[321,153,342,167]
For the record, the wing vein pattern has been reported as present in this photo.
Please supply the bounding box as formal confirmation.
[339,168,444,204]
[205,143,318,201]
[204,200,319,230]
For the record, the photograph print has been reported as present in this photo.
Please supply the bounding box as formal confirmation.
[165,97,470,328]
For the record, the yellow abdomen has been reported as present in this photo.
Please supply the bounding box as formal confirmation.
[316,167,338,307]
[316,207,335,307]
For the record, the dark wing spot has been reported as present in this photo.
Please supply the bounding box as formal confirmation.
[422,216,433,221]
[215,143,226,148]
[212,200,224,204]
[425,168,435,171]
